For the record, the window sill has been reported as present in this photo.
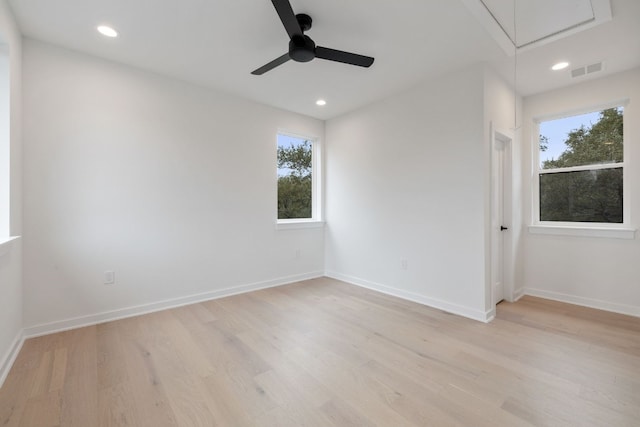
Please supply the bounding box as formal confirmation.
[276,220,325,230]
[0,236,20,258]
[528,225,636,239]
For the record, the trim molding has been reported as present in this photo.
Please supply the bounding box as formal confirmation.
[0,236,20,258]
[512,287,526,302]
[23,271,324,338]
[524,287,640,318]
[326,271,494,323]
[0,329,24,388]
[276,220,325,230]
[528,225,636,240]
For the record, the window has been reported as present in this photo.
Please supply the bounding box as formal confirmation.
[276,132,321,225]
[535,106,627,228]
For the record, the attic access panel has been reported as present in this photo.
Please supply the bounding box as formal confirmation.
[463,0,612,54]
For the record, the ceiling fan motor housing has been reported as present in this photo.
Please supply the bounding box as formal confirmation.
[289,35,316,62]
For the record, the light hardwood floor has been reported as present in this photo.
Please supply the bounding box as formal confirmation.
[1,277,639,426]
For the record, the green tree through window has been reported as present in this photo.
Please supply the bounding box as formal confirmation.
[277,136,312,219]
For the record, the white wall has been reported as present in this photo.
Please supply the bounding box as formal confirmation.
[0,0,23,385]
[324,65,494,321]
[22,40,325,331]
[521,68,640,316]
[0,44,8,237]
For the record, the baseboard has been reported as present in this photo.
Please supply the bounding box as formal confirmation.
[325,271,494,323]
[512,287,526,302]
[524,287,640,318]
[23,271,324,338]
[0,329,24,388]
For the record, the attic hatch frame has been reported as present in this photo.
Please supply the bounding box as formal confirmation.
[461,0,612,56]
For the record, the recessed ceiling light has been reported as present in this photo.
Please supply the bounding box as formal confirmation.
[97,25,118,38]
[551,61,569,71]
[316,99,326,106]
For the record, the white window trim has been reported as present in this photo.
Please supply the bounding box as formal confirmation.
[276,130,323,228]
[530,100,635,239]
[0,236,19,258]
[276,219,325,230]
[528,225,635,239]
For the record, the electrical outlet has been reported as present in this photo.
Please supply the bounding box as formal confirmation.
[401,259,408,270]
[104,270,115,285]
[295,249,301,259]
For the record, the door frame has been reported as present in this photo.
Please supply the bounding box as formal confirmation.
[491,125,514,306]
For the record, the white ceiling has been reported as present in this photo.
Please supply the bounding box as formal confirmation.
[6,0,640,120]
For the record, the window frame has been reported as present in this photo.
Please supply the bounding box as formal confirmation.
[530,100,635,239]
[275,130,323,229]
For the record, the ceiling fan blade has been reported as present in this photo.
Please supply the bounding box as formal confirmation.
[271,0,303,38]
[315,46,375,68]
[251,53,291,75]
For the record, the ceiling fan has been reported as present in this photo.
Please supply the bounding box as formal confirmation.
[251,0,375,75]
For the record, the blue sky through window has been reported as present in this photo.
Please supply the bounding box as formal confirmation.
[539,110,602,168]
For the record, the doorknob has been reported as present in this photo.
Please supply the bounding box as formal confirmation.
[500,226,508,231]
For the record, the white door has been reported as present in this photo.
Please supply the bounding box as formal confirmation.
[491,132,509,305]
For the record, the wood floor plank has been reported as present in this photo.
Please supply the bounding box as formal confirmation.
[115,316,180,426]
[98,382,142,427]
[97,324,129,390]
[252,370,337,427]
[29,350,54,398]
[19,390,62,427]
[284,346,415,427]
[235,330,333,408]
[0,344,42,427]
[198,372,254,427]
[1,280,639,426]
[59,327,99,427]
[319,398,378,427]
